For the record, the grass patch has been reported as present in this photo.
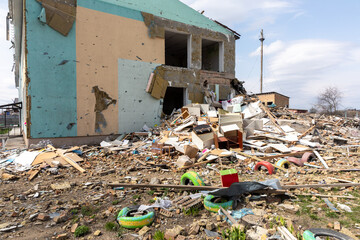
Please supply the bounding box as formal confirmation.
[149,199,156,204]
[153,230,165,240]
[112,200,120,205]
[0,128,11,134]
[81,205,96,216]
[183,206,200,217]
[74,225,90,238]
[309,214,320,220]
[222,227,246,240]
[70,209,79,215]
[325,211,338,218]
[132,195,141,200]
[147,190,155,196]
[104,222,118,232]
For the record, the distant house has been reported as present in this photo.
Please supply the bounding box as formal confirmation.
[8,0,240,146]
[255,92,290,108]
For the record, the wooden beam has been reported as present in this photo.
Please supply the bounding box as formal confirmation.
[294,193,355,199]
[219,206,237,225]
[313,150,329,169]
[259,151,308,160]
[259,103,286,135]
[297,125,315,140]
[106,183,286,195]
[282,183,360,189]
[232,149,288,172]
[47,145,86,173]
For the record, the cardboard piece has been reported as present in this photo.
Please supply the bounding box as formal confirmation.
[36,0,76,36]
[191,131,214,150]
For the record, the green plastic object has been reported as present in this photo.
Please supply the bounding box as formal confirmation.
[117,206,155,229]
[203,195,233,213]
[302,230,316,240]
[180,171,205,186]
[220,169,237,176]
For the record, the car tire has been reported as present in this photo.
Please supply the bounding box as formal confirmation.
[203,195,233,213]
[254,161,275,175]
[117,206,155,229]
[304,228,355,240]
[180,171,205,186]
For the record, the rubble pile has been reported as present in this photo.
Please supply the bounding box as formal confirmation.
[1,96,360,239]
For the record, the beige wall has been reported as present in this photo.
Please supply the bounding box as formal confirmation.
[258,94,289,108]
[76,7,165,136]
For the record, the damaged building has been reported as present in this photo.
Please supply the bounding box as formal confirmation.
[8,0,240,146]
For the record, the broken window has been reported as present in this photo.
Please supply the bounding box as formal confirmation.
[165,31,189,68]
[162,87,185,115]
[202,39,222,72]
[267,102,273,106]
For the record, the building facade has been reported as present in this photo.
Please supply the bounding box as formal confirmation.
[256,92,290,108]
[8,0,239,146]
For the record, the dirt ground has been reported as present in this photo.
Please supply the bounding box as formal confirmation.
[0,147,359,240]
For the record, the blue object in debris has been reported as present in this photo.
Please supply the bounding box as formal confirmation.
[72,150,83,156]
[133,150,139,154]
[113,187,124,190]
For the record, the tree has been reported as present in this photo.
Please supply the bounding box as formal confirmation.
[317,86,342,114]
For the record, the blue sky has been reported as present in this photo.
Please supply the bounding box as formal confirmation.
[182,0,360,109]
[1,0,359,110]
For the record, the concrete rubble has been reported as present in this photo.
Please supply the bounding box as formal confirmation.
[0,95,360,239]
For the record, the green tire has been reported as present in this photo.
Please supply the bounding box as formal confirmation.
[204,195,233,213]
[180,171,205,186]
[117,206,155,229]
[302,230,316,240]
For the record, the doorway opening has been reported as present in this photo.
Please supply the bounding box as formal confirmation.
[162,87,185,115]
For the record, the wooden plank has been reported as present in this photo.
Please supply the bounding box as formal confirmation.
[47,145,86,173]
[171,110,189,125]
[294,193,355,199]
[313,150,329,169]
[28,168,41,181]
[259,103,286,135]
[219,206,237,225]
[297,125,315,140]
[259,151,307,160]
[282,183,360,189]
[106,183,286,195]
[232,149,287,172]
[179,158,217,170]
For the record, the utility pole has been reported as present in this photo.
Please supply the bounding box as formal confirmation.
[259,29,265,93]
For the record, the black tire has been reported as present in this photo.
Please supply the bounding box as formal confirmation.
[308,228,355,240]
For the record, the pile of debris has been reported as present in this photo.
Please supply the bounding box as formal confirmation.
[0,95,360,239]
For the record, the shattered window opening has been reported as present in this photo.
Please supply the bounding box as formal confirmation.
[201,38,222,72]
[165,31,189,68]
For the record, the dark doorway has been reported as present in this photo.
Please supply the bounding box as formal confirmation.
[165,31,188,68]
[163,87,185,115]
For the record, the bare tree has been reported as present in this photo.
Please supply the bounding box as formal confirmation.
[317,86,342,114]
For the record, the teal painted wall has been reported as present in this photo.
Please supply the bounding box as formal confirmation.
[118,59,161,133]
[26,0,77,138]
[78,0,232,35]
[78,0,143,22]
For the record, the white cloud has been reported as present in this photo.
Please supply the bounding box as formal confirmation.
[248,39,360,109]
[180,0,301,30]
[0,5,18,106]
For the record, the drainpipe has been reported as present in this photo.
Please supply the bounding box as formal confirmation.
[215,84,219,102]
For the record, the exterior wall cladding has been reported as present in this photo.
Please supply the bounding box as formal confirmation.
[20,0,237,146]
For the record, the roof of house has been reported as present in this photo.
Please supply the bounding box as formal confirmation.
[254,92,290,99]
[79,0,234,36]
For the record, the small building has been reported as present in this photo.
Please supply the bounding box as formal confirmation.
[255,92,290,108]
[8,0,240,146]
